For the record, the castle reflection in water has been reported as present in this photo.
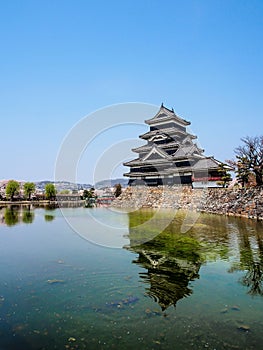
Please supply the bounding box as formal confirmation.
[126,209,263,310]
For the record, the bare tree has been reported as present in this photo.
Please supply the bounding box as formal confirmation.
[235,136,263,186]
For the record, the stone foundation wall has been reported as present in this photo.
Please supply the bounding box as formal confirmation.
[111,186,263,220]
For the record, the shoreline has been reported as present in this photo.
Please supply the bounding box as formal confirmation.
[0,200,50,207]
[111,186,263,221]
[0,200,85,208]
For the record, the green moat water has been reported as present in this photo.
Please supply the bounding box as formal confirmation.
[0,205,262,349]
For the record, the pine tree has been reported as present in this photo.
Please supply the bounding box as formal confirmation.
[217,164,232,188]
[114,184,122,197]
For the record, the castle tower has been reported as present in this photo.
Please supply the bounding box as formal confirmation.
[123,104,230,187]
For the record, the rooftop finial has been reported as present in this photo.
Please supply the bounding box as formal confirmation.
[161,102,164,108]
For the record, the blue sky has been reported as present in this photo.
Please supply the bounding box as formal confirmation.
[1,0,263,183]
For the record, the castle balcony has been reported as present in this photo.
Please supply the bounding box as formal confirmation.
[192,176,222,182]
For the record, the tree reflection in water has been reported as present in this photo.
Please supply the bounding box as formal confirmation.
[126,210,263,311]
[228,219,263,296]
[44,214,55,222]
[1,205,35,226]
[3,206,19,226]
[22,206,35,224]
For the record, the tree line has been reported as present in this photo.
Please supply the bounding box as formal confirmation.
[2,182,57,201]
[1,182,122,202]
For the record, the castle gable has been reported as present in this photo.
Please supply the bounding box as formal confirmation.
[145,104,190,127]
[142,145,170,162]
[148,133,170,142]
[182,136,194,146]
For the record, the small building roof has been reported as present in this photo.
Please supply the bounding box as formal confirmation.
[192,157,221,170]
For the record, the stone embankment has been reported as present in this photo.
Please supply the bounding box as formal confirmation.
[111,186,263,220]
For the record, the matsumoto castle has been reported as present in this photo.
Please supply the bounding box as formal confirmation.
[124,104,231,188]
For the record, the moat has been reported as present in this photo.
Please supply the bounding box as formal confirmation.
[0,205,262,349]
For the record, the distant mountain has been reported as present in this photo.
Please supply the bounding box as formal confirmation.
[34,179,128,191]
[95,178,128,189]
[35,181,93,191]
